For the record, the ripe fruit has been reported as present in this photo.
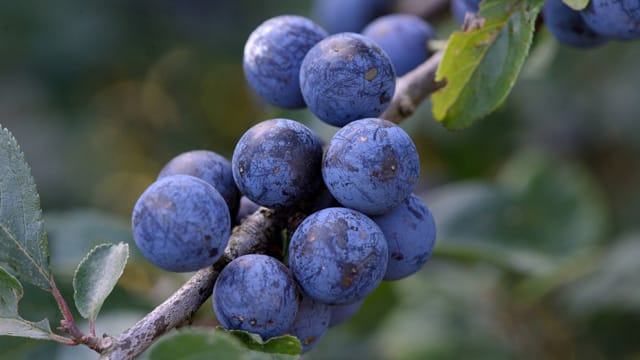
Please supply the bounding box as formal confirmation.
[543,0,608,47]
[158,150,240,218]
[312,0,391,34]
[287,296,331,353]
[243,15,328,108]
[322,118,420,215]
[580,0,640,40]
[288,207,388,305]
[212,254,299,340]
[372,194,436,280]
[232,118,323,209]
[328,299,365,327]
[132,175,230,272]
[299,33,396,127]
[361,14,436,76]
[235,196,260,225]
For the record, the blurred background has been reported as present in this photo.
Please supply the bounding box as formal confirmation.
[1,0,639,359]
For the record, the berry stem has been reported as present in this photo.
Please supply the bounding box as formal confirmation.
[100,207,291,360]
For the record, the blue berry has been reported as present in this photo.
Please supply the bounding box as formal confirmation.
[235,196,261,225]
[322,118,420,215]
[372,194,436,281]
[287,295,331,353]
[132,175,230,272]
[580,0,640,40]
[212,254,299,340]
[362,14,436,76]
[158,150,240,218]
[243,15,328,108]
[288,207,388,305]
[328,299,364,327]
[312,0,391,34]
[232,118,323,208]
[299,33,396,127]
[543,0,609,47]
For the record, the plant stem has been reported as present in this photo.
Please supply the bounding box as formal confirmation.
[50,278,75,326]
[100,207,290,360]
[50,278,112,352]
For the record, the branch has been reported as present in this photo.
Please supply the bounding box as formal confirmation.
[100,208,290,360]
[381,50,445,123]
[99,51,445,359]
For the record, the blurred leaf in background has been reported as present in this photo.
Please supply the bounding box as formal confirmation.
[1,0,640,359]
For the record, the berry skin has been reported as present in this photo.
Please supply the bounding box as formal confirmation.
[543,0,608,47]
[580,0,640,40]
[243,15,328,108]
[132,175,230,272]
[328,299,365,327]
[372,194,436,281]
[322,118,420,215]
[234,196,261,225]
[212,254,299,340]
[287,295,331,353]
[312,0,391,34]
[299,33,396,127]
[158,150,240,218]
[232,118,323,209]
[288,207,388,305]
[361,14,436,76]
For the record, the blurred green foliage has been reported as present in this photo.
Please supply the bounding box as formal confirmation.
[1,0,639,359]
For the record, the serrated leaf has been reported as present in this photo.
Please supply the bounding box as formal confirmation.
[0,266,53,339]
[73,243,129,321]
[431,0,544,129]
[0,126,51,290]
[148,329,300,360]
[562,0,589,10]
[223,328,302,355]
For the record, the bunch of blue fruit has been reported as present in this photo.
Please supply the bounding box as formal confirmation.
[132,12,438,353]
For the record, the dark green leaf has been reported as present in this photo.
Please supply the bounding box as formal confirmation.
[428,150,607,275]
[148,329,245,360]
[563,234,640,312]
[224,328,302,355]
[0,126,51,290]
[562,0,589,10]
[431,0,544,129]
[0,266,53,339]
[148,329,300,360]
[73,243,129,321]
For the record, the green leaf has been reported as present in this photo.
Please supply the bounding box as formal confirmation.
[562,0,589,10]
[222,328,302,355]
[73,243,129,321]
[563,233,640,313]
[431,0,544,129]
[148,329,300,360]
[428,149,607,275]
[148,329,245,360]
[0,126,51,290]
[0,266,53,339]
[46,209,133,274]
